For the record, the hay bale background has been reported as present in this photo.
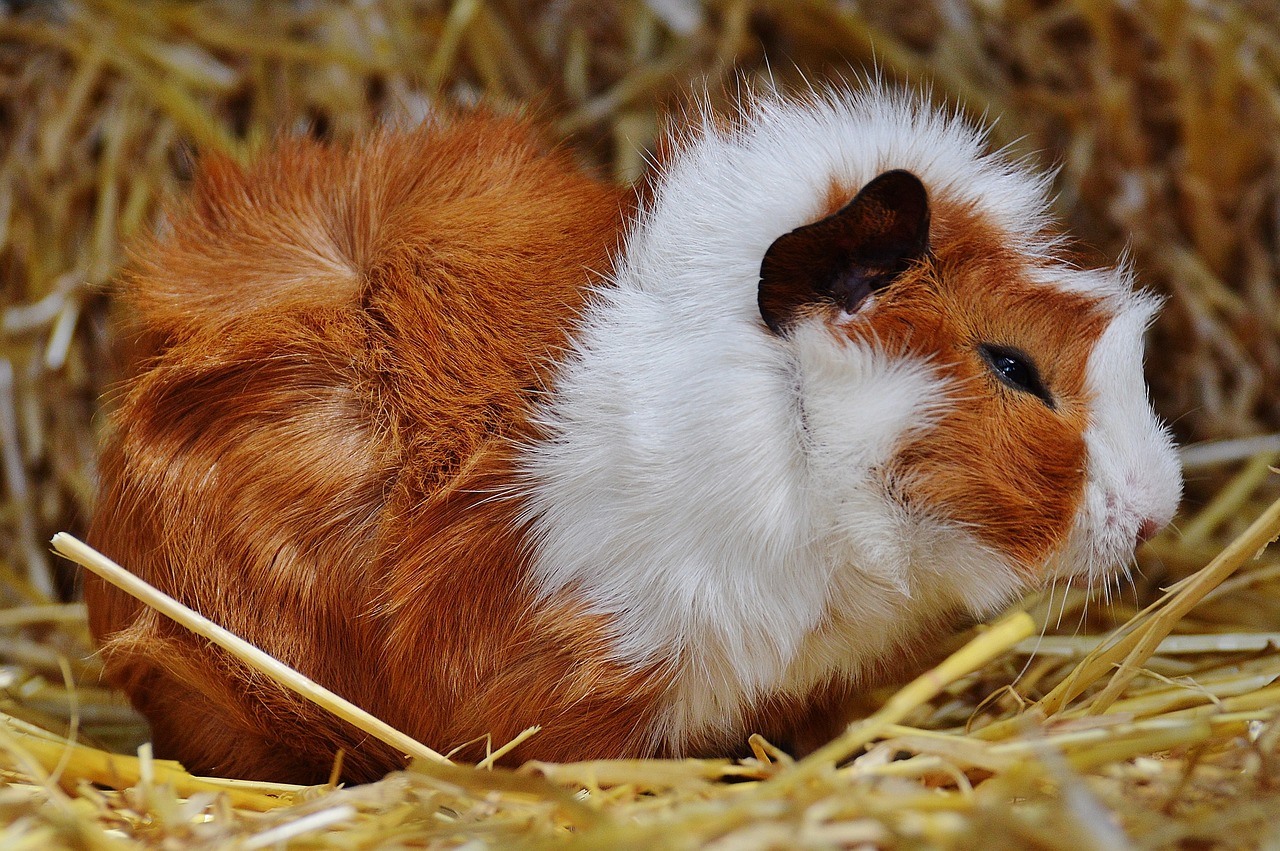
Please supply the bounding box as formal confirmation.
[1,0,1279,847]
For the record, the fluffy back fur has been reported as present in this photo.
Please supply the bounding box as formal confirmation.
[87,88,1181,783]
[87,115,637,782]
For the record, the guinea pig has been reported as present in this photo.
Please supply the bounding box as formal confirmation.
[84,86,1182,785]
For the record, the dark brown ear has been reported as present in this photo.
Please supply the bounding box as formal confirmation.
[758,169,931,335]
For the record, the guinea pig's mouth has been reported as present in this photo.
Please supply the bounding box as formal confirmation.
[1042,507,1145,594]
[1038,456,1182,596]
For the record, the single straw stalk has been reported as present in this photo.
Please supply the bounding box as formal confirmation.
[49,533,451,769]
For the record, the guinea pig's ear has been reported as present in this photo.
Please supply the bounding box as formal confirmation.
[758,169,930,335]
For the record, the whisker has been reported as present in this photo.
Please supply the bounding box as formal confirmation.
[1055,574,1072,630]
[1073,572,1091,637]
[1012,573,1058,687]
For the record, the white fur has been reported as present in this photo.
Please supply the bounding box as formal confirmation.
[518,87,1179,751]
[1054,282,1182,585]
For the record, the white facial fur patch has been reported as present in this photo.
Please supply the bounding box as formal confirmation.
[1054,282,1182,586]
[518,85,1178,751]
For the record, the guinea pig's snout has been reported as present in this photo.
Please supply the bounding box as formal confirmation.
[1127,465,1180,541]
[1076,442,1181,582]
[1136,516,1161,544]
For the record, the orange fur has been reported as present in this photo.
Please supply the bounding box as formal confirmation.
[839,200,1109,570]
[85,115,663,783]
[87,110,1121,785]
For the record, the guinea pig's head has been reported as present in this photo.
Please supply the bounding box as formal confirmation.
[756,122,1181,619]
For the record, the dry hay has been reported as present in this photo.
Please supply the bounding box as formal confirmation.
[1,0,1280,848]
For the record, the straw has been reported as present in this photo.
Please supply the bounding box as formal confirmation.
[2,1,1279,847]
[49,533,451,769]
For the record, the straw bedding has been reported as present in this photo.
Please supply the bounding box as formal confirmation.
[2,1,1279,847]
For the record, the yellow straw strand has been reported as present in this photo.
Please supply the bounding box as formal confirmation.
[49,533,451,768]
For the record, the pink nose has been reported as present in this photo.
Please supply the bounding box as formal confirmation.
[1137,517,1162,544]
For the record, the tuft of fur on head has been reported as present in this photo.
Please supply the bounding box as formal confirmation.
[519,85,1180,751]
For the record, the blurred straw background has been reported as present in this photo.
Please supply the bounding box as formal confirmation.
[2,0,1280,847]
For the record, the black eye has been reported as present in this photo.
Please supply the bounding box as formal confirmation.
[978,344,1055,409]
